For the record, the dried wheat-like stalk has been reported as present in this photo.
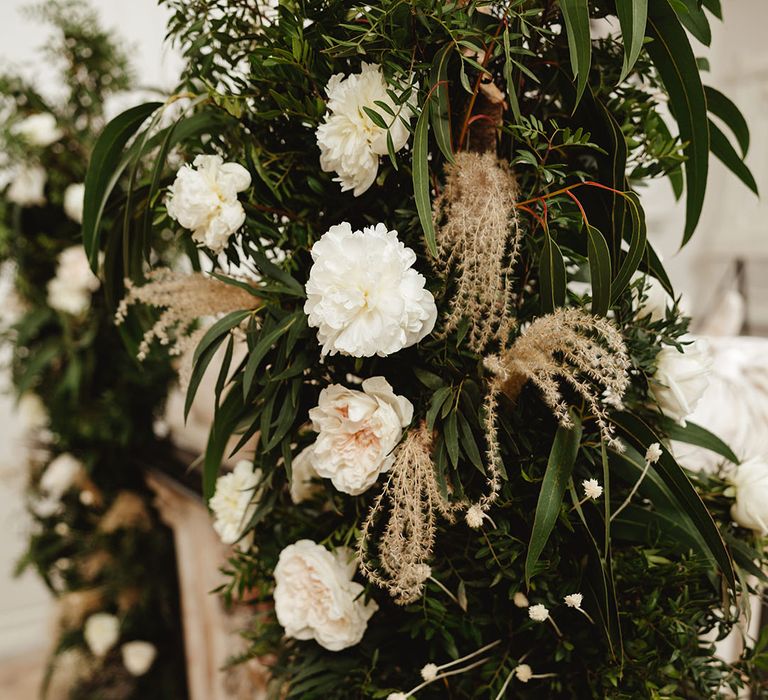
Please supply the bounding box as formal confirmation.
[358,424,461,605]
[115,269,258,388]
[433,151,522,352]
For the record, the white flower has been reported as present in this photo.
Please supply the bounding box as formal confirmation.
[514,664,533,683]
[12,113,63,147]
[564,593,583,609]
[420,663,438,682]
[274,539,378,651]
[465,504,485,529]
[121,641,157,676]
[513,591,529,608]
[645,442,662,464]
[316,63,416,196]
[651,340,712,425]
[210,460,261,548]
[528,604,549,622]
[289,445,320,504]
[388,694,408,700]
[304,222,436,357]
[582,478,603,500]
[84,613,120,657]
[18,392,47,432]
[308,377,413,495]
[63,182,85,224]
[7,164,46,206]
[40,453,85,501]
[633,274,673,323]
[729,457,768,533]
[46,245,101,315]
[166,154,251,253]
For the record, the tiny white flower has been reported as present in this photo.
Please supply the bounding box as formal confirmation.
[54,522,69,536]
[564,593,583,609]
[651,340,711,425]
[84,613,120,657]
[582,478,603,500]
[7,164,46,207]
[513,591,529,608]
[514,663,533,683]
[79,490,95,506]
[420,663,438,682]
[47,245,101,315]
[528,603,549,622]
[304,222,437,357]
[210,460,261,548]
[465,504,485,529]
[121,641,157,676]
[17,392,47,432]
[12,113,63,147]
[645,442,662,464]
[63,182,85,224]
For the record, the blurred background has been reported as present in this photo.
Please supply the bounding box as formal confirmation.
[0,0,767,695]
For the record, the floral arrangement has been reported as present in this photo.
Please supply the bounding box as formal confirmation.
[0,3,186,698]
[85,0,768,698]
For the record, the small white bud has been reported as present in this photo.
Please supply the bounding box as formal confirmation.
[514,664,533,682]
[564,593,583,609]
[513,591,529,608]
[420,663,438,682]
[645,442,662,464]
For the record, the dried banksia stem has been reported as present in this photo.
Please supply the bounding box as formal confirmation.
[358,424,461,605]
[115,269,258,388]
[485,308,630,450]
[433,151,522,352]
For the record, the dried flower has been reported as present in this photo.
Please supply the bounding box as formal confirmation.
[513,591,529,608]
[528,604,550,622]
[420,663,438,682]
[582,479,603,500]
[514,664,533,683]
[564,593,583,609]
[99,492,151,533]
[433,151,522,351]
[465,504,486,529]
[645,442,662,464]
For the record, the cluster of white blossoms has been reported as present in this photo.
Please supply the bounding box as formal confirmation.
[316,63,416,196]
[651,339,712,425]
[273,539,378,651]
[166,154,251,253]
[304,222,437,357]
[209,460,262,549]
[11,113,63,147]
[6,164,47,207]
[46,245,101,316]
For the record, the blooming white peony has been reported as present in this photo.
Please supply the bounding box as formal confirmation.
[304,222,437,357]
[166,154,251,253]
[40,453,85,501]
[12,113,63,147]
[273,539,378,651]
[7,164,46,207]
[209,460,261,548]
[289,445,320,504]
[651,340,712,425]
[84,613,120,657]
[308,377,413,495]
[46,245,101,315]
[121,641,157,676]
[63,182,85,224]
[316,63,416,196]
[729,457,768,533]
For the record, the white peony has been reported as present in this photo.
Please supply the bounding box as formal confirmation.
[308,377,413,495]
[165,154,251,253]
[289,445,320,504]
[40,453,85,501]
[273,539,378,651]
[46,245,101,315]
[209,460,261,548]
[651,340,712,425]
[633,274,673,323]
[84,613,120,657]
[7,164,46,207]
[63,182,85,224]
[121,641,157,676]
[12,113,63,147]
[316,63,416,196]
[729,457,768,533]
[304,222,436,357]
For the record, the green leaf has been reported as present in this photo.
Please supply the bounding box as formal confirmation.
[560,0,592,106]
[429,44,455,163]
[657,416,740,465]
[525,413,583,585]
[616,0,648,82]
[503,26,521,123]
[611,192,647,301]
[539,231,567,313]
[243,313,298,399]
[203,387,245,500]
[670,0,712,46]
[586,225,612,315]
[427,387,452,431]
[362,106,389,130]
[705,86,750,157]
[413,99,437,257]
[444,412,459,468]
[647,1,709,246]
[709,120,759,195]
[82,102,162,269]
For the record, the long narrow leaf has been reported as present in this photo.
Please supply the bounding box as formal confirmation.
[429,44,455,163]
[560,0,592,106]
[657,416,740,465]
[616,0,648,82]
[413,98,437,257]
[705,86,750,157]
[539,231,566,313]
[586,224,612,315]
[709,120,758,195]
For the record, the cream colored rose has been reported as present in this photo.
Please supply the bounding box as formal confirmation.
[651,340,711,425]
[289,445,320,504]
[273,539,377,651]
[209,460,261,548]
[308,377,413,495]
[121,641,157,676]
[729,457,768,533]
[84,612,120,657]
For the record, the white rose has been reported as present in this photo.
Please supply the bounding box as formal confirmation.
[121,641,157,676]
[650,340,711,425]
[63,182,85,224]
[166,154,251,253]
[12,113,63,147]
[84,613,120,657]
[290,445,320,504]
[209,460,261,548]
[6,164,46,207]
[40,453,85,501]
[633,274,673,323]
[274,539,378,651]
[304,222,437,357]
[729,457,768,533]
[46,245,101,315]
[309,377,413,495]
[316,63,416,196]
